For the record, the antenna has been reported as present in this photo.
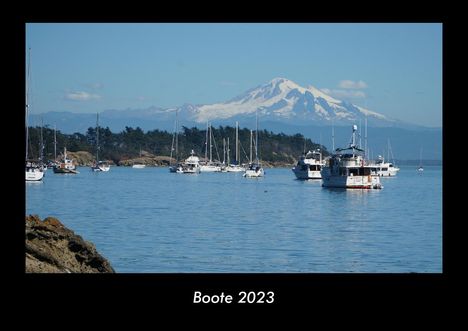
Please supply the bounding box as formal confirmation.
[359,119,362,149]
[332,119,335,152]
[365,116,368,159]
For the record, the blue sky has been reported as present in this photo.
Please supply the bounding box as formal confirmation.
[26,23,442,127]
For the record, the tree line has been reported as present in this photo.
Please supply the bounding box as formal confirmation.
[26,125,329,165]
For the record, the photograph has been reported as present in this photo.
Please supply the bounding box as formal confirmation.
[24,23,443,302]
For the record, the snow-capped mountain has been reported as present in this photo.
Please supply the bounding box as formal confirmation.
[189,77,392,126]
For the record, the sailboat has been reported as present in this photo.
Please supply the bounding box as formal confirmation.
[132,147,146,168]
[418,147,424,172]
[169,109,182,173]
[25,48,44,182]
[226,121,245,172]
[243,110,264,178]
[91,113,110,172]
[53,146,79,174]
[200,122,222,172]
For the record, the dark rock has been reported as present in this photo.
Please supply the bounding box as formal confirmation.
[25,215,115,273]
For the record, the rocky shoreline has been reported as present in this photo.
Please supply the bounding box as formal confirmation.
[26,215,114,273]
[65,150,295,168]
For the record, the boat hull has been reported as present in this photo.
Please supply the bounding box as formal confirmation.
[292,168,321,180]
[53,167,79,174]
[244,168,264,178]
[25,169,44,181]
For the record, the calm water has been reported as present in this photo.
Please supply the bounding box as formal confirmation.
[26,165,442,273]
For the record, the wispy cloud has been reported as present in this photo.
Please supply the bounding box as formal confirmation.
[320,88,366,99]
[65,91,101,101]
[338,80,368,89]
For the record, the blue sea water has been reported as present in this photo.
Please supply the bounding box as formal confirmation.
[26,165,442,273]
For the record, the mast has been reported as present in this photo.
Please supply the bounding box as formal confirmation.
[96,113,99,163]
[223,138,226,164]
[40,117,44,163]
[235,121,239,164]
[54,124,57,161]
[331,119,335,152]
[249,130,253,163]
[255,109,259,164]
[26,47,31,161]
[205,122,208,161]
[209,124,212,162]
[175,108,178,162]
[227,137,230,165]
[170,110,176,164]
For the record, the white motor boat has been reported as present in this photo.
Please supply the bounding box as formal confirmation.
[292,149,324,179]
[321,125,382,189]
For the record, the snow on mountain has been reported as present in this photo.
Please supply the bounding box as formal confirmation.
[189,77,392,125]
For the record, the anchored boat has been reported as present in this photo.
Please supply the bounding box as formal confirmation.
[292,149,324,180]
[321,125,382,189]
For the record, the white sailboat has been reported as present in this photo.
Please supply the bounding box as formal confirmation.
[169,109,182,173]
[244,110,264,178]
[226,121,245,172]
[370,139,400,177]
[25,48,44,182]
[132,147,146,168]
[200,123,222,172]
[418,147,424,172]
[53,147,79,174]
[91,113,110,172]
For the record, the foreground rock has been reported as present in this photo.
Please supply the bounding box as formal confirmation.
[26,215,115,273]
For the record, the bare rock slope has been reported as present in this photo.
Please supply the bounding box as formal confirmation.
[26,215,115,273]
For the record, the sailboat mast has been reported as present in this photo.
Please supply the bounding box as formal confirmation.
[209,124,212,162]
[54,124,57,161]
[227,137,230,165]
[175,109,178,161]
[96,113,99,162]
[223,138,226,164]
[26,47,31,161]
[255,109,259,163]
[40,117,44,162]
[235,121,239,164]
[250,130,253,163]
[205,122,208,161]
